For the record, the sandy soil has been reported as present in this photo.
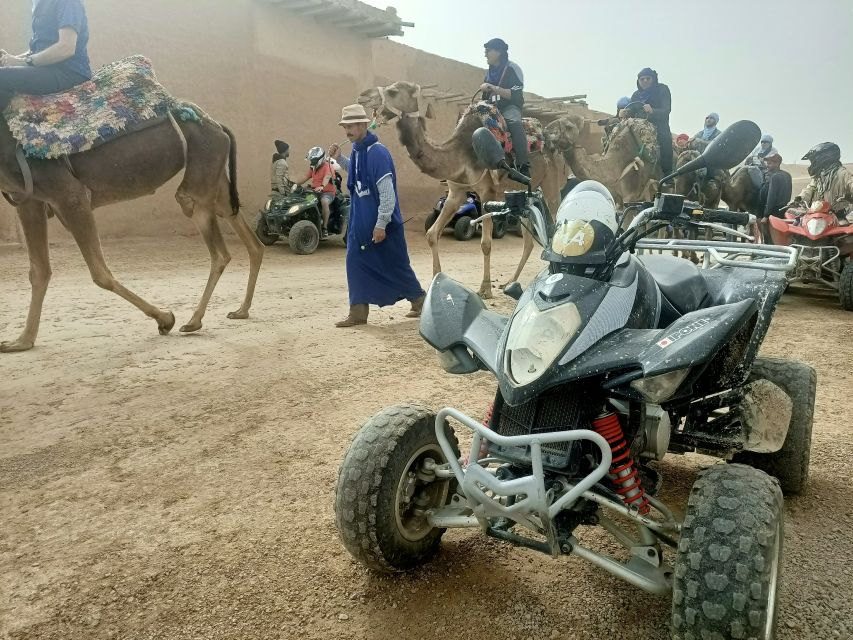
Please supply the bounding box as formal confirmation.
[1,230,851,640]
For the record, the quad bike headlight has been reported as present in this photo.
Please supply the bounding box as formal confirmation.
[288,204,301,215]
[805,218,827,236]
[630,368,690,403]
[505,300,582,386]
[264,199,272,211]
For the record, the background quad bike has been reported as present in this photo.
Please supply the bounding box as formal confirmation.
[252,187,350,255]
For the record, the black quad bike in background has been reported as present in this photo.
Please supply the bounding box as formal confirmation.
[252,186,350,255]
[335,122,815,639]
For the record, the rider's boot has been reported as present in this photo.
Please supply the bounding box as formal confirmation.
[405,294,425,318]
[335,304,369,328]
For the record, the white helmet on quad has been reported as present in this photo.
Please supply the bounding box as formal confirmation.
[550,181,618,264]
[306,146,326,168]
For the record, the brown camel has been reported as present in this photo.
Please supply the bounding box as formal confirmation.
[674,149,724,207]
[722,166,761,214]
[357,81,561,298]
[544,115,661,206]
[0,110,263,352]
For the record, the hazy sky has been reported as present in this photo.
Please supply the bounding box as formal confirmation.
[378,0,852,164]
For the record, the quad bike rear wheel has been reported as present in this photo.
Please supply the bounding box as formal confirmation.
[288,219,320,255]
[731,357,815,494]
[492,218,507,239]
[453,215,475,241]
[335,404,459,572]
[672,464,783,640]
[251,211,279,246]
[839,258,853,310]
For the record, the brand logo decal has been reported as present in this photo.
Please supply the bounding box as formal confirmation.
[657,318,710,348]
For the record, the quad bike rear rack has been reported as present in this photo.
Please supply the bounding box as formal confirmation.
[426,408,680,595]
[635,238,797,272]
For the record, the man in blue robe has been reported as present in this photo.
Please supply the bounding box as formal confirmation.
[328,104,425,327]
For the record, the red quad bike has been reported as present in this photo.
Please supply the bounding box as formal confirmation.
[767,200,853,309]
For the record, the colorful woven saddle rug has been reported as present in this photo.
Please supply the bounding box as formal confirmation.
[2,55,202,160]
[464,102,545,160]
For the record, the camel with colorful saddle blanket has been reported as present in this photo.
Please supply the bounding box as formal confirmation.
[0,55,263,352]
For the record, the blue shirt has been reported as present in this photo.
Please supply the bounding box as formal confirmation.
[29,0,92,79]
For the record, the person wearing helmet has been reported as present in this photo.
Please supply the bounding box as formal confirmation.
[480,38,529,176]
[620,68,673,174]
[298,146,337,237]
[545,181,619,275]
[796,143,853,214]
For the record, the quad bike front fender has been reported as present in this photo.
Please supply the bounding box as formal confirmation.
[419,273,508,375]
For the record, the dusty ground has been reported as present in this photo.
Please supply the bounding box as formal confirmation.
[1,230,851,640]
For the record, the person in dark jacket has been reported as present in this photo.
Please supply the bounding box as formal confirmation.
[479,37,529,175]
[0,0,92,107]
[759,152,792,218]
[620,67,673,174]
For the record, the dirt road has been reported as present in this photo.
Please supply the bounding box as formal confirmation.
[1,232,851,640]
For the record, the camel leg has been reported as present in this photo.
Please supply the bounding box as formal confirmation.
[55,200,175,335]
[426,190,465,277]
[177,200,231,333]
[1,202,51,353]
[478,216,493,299]
[505,223,534,286]
[225,211,264,320]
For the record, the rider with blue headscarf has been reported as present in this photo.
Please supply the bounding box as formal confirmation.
[695,112,721,141]
[622,67,673,174]
[480,38,529,176]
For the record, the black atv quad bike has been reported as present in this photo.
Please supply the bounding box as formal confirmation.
[335,122,816,639]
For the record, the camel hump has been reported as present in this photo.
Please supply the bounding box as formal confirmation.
[3,55,194,160]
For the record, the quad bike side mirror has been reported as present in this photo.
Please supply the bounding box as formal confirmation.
[472,127,532,186]
[660,120,761,186]
[503,281,523,300]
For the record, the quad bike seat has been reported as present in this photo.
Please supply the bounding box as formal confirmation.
[639,255,711,315]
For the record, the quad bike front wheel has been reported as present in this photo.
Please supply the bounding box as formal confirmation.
[288,219,320,255]
[423,211,439,234]
[672,464,784,640]
[335,404,459,572]
[251,211,279,246]
[453,215,475,241]
[839,259,853,310]
[732,357,816,494]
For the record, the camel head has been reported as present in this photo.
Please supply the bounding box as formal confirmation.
[357,81,435,125]
[544,115,584,152]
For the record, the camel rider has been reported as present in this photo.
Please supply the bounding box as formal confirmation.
[690,112,721,148]
[795,143,853,217]
[298,146,336,237]
[480,38,529,176]
[621,68,673,175]
[596,96,631,140]
[0,0,92,108]
[745,134,778,167]
[270,140,291,196]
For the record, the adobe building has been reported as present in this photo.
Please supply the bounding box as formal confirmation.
[0,0,604,243]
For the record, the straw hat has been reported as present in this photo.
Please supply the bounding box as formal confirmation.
[338,104,371,125]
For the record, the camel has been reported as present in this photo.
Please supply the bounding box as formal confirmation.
[357,81,561,298]
[674,150,723,207]
[543,115,661,207]
[0,106,263,352]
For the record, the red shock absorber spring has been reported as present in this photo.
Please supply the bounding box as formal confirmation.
[592,412,650,515]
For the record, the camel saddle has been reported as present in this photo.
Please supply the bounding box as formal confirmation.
[2,55,203,160]
[464,102,544,162]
